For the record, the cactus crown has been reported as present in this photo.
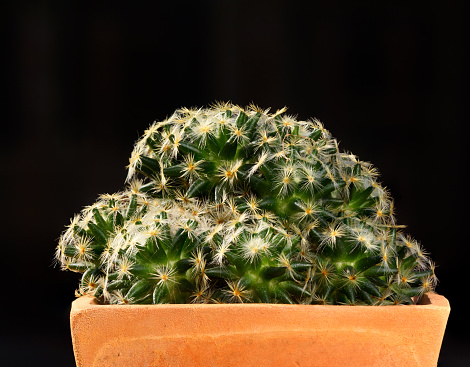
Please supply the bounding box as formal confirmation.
[56,102,436,305]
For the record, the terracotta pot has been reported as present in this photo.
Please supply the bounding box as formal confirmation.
[70,292,449,367]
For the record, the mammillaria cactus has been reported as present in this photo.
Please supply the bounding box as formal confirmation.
[56,188,205,304]
[56,102,437,305]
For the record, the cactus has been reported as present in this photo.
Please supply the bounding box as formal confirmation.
[56,188,203,304]
[56,102,437,305]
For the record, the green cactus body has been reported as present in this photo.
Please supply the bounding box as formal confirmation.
[56,102,436,305]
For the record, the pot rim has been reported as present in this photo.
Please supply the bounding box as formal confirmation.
[71,292,449,312]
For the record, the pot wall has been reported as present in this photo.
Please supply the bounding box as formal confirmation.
[70,293,449,367]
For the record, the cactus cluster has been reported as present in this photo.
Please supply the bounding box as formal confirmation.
[56,102,436,305]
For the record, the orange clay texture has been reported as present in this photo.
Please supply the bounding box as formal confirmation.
[70,293,449,367]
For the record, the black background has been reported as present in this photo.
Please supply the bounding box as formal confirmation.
[2,2,469,366]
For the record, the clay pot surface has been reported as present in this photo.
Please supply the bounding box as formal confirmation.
[70,293,449,367]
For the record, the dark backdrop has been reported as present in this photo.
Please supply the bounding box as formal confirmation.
[3,2,468,366]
